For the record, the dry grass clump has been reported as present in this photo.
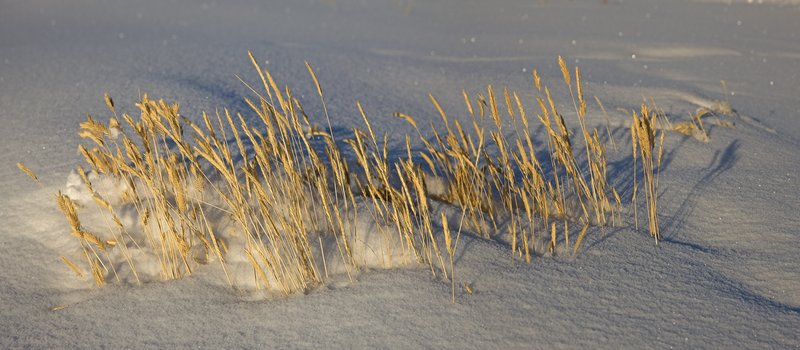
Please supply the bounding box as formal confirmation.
[22,53,676,299]
[669,81,736,142]
[630,104,665,242]
[392,56,622,264]
[671,102,735,143]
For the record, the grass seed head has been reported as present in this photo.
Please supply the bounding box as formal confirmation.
[17,162,40,183]
[558,56,571,87]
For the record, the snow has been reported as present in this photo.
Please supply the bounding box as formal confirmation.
[2,0,799,348]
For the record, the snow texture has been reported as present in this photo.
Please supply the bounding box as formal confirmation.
[1,0,799,348]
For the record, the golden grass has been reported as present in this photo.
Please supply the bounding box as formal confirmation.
[661,80,735,143]
[17,162,40,184]
[631,104,665,242]
[26,53,679,299]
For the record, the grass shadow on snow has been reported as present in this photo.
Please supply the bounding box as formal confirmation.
[662,139,740,239]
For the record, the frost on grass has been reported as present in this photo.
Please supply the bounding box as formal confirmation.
[46,55,671,298]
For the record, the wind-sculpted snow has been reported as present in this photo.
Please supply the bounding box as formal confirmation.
[2,0,799,348]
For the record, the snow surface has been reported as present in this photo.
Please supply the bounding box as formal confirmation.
[2,0,799,348]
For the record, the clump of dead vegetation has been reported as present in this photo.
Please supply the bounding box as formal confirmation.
[21,53,676,300]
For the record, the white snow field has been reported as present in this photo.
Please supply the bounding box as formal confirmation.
[2,0,799,348]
